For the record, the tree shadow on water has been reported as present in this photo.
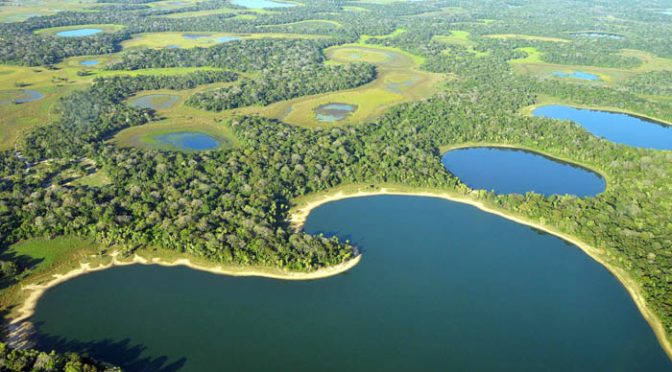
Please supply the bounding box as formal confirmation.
[33,324,187,372]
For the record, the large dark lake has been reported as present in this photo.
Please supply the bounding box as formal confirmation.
[30,196,671,371]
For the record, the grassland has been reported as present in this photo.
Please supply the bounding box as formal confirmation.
[433,30,489,57]
[112,86,239,151]
[0,236,100,316]
[0,58,225,151]
[0,0,99,23]
[508,46,672,88]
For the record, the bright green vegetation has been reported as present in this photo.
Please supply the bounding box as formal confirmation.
[432,30,489,57]
[0,0,672,365]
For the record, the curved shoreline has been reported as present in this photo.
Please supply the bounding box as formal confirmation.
[289,186,672,360]
[8,252,361,332]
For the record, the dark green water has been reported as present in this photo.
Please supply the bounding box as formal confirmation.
[31,196,671,371]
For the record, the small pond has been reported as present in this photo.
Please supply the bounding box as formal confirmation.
[80,60,99,66]
[1,89,44,105]
[533,105,672,150]
[552,71,599,81]
[442,147,605,196]
[56,28,103,37]
[128,94,180,110]
[154,132,220,151]
[315,103,357,122]
[216,36,240,43]
[232,0,296,8]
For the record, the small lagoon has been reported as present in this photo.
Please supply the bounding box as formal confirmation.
[56,28,103,37]
[533,105,672,150]
[315,103,357,122]
[154,132,220,152]
[552,71,599,81]
[442,147,605,196]
[128,94,180,110]
[80,60,99,66]
[216,36,240,43]
[232,0,296,8]
[1,89,44,105]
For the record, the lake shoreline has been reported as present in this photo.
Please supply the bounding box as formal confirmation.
[289,185,672,361]
[7,251,361,347]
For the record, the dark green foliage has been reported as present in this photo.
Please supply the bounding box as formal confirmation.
[0,342,119,371]
[186,63,376,111]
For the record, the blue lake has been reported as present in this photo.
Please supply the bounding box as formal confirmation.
[154,132,220,151]
[56,28,103,37]
[30,196,672,371]
[442,147,605,196]
[79,60,99,66]
[216,36,240,43]
[232,0,296,8]
[128,94,180,110]
[533,105,672,150]
[315,103,357,122]
[552,71,599,81]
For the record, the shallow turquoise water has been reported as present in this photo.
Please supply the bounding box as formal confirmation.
[533,105,672,150]
[232,0,296,8]
[80,60,99,66]
[216,36,240,43]
[56,28,103,37]
[154,132,220,151]
[442,147,605,196]
[552,71,599,81]
[30,196,672,371]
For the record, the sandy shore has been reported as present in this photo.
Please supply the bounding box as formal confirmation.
[8,251,361,340]
[289,186,672,360]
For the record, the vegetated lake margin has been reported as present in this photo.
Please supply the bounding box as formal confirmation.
[7,182,672,361]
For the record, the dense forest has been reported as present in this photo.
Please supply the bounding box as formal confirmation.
[0,342,119,371]
[0,0,671,369]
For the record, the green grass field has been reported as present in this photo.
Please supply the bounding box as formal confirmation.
[112,87,239,151]
[433,30,489,57]
[0,0,99,23]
